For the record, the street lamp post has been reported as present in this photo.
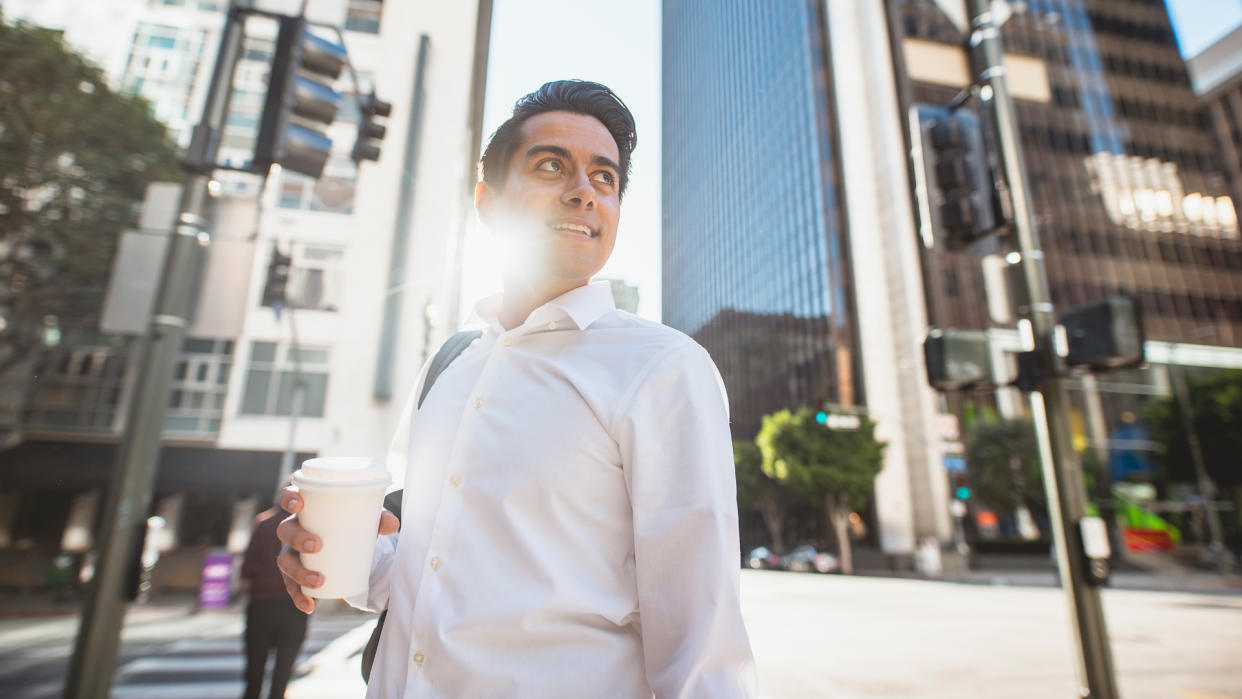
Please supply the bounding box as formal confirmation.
[964,1,1119,697]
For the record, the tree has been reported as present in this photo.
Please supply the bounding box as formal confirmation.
[756,408,884,574]
[0,18,180,374]
[964,418,1046,528]
[734,439,798,553]
[1146,368,1242,490]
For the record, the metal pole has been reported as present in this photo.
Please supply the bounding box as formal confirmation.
[276,306,306,498]
[964,2,1119,697]
[1169,364,1232,574]
[63,4,246,696]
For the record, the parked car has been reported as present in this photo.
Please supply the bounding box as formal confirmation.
[780,544,838,574]
[745,546,781,570]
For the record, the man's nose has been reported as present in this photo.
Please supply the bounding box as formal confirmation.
[561,173,595,209]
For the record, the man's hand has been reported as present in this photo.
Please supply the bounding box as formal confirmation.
[275,485,400,614]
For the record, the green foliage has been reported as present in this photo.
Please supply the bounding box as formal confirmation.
[734,439,799,552]
[963,418,1046,516]
[1145,369,1242,488]
[0,20,180,372]
[755,408,885,509]
[735,440,788,510]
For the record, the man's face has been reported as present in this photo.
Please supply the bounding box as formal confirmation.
[477,110,621,288]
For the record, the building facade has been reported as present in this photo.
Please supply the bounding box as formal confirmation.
[663,0,1242,565]
[662,0,860,439]
[1188,25,1242,231]
[0,0,492,587]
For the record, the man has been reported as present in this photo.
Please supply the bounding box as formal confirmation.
[242,506,309,699]
[277,80,756,697]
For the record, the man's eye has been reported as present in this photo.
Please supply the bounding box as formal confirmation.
[536,160,562,173]
[592,171,616,186]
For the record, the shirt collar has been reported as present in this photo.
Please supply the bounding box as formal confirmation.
[471,281,616,334]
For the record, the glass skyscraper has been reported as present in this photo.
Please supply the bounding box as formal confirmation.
[662,0,857,438]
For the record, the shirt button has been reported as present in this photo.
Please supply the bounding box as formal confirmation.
[473,397,484,409]
[450,474,463,487]
[547,321,558,330]
[412,651,426,666]
[429,556,441,571]
[502,336,513,347]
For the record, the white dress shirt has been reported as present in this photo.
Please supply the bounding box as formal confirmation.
[359,281,756,698]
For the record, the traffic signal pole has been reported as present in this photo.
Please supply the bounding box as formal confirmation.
[63,3,246,696]
[964,2,1119,698]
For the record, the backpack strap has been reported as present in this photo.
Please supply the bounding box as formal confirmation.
[362,328,481,683]
[418,329,483,409]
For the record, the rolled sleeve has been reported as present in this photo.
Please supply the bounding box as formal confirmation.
[616,343,758,699]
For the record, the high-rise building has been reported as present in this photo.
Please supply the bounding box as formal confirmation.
[0,0,492,585]
[662,0,859,440]
[1188,25,1242,221]
[663,0,1242,565]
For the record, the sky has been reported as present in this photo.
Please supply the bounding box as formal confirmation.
[465,0,1242,323]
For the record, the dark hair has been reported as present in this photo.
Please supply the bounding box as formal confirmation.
[480,80,637,198]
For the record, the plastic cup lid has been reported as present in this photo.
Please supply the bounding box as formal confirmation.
[293,457,391,486]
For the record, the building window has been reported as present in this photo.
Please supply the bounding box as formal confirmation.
[345,0,382,34]
[164,338,235,437]
[278,163,356,214]
[240,342,330,417]
[287,244,345,311]
[22,345,129,432]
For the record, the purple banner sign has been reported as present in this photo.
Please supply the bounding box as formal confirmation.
[198,550,233,608]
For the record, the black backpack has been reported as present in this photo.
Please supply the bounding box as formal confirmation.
[361,329,481,682]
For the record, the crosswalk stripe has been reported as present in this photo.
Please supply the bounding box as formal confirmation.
[118,655,243,675]
[112,680,244,699]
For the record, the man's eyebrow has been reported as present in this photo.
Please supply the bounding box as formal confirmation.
[523,144,620,173]
[523,144,571,162]
[590,155,621,174]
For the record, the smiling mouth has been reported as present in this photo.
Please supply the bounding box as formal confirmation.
[550,222,598,238]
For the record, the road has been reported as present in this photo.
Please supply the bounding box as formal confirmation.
[0,572,1239,698]
[0,601,370,698]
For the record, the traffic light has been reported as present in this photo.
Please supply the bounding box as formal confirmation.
[924,328,994,391]
[1061,296,1145,370]
[262,248,292,308]
[253,16,347,178]
[912,105,998,251]
[953,473,972,501]
[352,92,392,163]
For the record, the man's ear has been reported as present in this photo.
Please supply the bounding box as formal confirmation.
[474,180,498,227]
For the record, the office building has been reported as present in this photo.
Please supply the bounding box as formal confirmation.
[1188,25,1242,226]
[0,0,492,587]
[663,0,1242,565]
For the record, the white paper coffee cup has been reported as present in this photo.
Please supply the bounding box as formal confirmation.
[291,457,392,599]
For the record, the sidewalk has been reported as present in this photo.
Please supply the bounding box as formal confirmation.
[855,567,1242,594]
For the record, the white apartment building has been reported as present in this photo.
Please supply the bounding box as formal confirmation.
[0,0,492,584]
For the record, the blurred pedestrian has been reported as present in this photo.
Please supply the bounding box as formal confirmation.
[241,506,307,699]
[277,79,756,697]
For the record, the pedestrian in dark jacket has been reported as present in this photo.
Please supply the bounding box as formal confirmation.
[241,506,308,699]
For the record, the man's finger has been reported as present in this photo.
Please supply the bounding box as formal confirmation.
[275,515,321,554]
[278,485,303,514]
[282,573,316,614]
[378,510,400,536]
[276,545,324,590]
